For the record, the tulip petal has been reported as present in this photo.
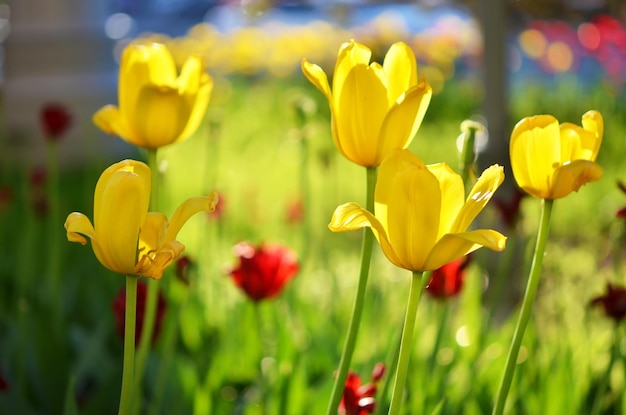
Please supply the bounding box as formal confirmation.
[452,164,504,233]
[510,115,560,198]
[550,160,603,199]
[427,162,465,237]
[383,42,418,103]
[329,202,405,269]
[65,212,96,245]
[377,150,441,270]
[377,81,432,164]
[93,105,134,143]
[336,64,388,166]
[94,161,151,274]
[176,75,213,144]
[136,240,185,280]
[301,59,332,103]
[163,193,219,243]
[424,229,507,271]
[139,212,168,254]
[135,85,189,148]
[177,55,203,95]
[582,110,603,160]
[65,211,115,273]
[333,40,372,103]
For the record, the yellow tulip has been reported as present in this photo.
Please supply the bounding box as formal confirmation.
[329,149,506,272]
[64,160,218,279]
[302,40,432,167]
[93,41,213,149]
[510,110,603,199]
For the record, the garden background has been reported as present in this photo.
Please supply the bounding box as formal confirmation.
[2,0,626,414]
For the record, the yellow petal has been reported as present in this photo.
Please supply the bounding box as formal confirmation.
[177,55,204,95]
[329,202,405,270]
[333,40,372,104]
[94,160,151,274]
[424,229,507,271]
[550,160,604,199]
[92,105,137,144]
[510,115,560,198]
[176,74,213,144]
[65,212,95,245]
[139,212,168,254]
[451,164,504,233]
[377,81,432,164]
[163,193,219,243]
[301,59,332,103]
[136,240,185,279]
[65,211,116,274]
[582,109,603,153]
[426,162,464,237]
[383,42,417,103]
[335,64,388,166]
[134,85,190,148]
[142,42,178,87]
[377,149,440,270]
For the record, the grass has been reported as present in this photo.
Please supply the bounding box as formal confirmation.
[1,73,626,414]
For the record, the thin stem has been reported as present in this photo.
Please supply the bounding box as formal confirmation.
[119,275,138,415]
[492,198,553,415]
[46,141,62,307]
[388,271,430,415]
[325,166,377,415]
[589,322,620,415]
[132,149,161,413]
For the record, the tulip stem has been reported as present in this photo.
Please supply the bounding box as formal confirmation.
[119,275,138,415]
[325,166,377,415]
[46,141,62,313]
[132,149,161,413]
[388,270,430,415]
[492,198,553,415]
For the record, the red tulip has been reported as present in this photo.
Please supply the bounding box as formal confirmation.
[339,363,385,415]
[175,255,193,285]
[228,242,298,302]
[426,256,471,299]
[111,281,167,345]
[286,198,304,224]
[590,283,626,322]
[0,367,8,392]
[41,103,72,141]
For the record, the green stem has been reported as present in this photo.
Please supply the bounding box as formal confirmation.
[388,271,430,415]
[46,141,62,307]
[119,275,138,415]
[492,198,553,415]
[132,149,161,413]
[325,166,377,415]
[589,322,620,415]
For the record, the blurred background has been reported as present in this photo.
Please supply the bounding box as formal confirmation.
[3,0,626,167]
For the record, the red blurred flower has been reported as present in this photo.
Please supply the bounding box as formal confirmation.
[426,256,471,299]
[339,363,385,415]
[29,167,48,217]
[41,103,72,141]
[228,242,298,302]
[493,187,526,229]
[175,255,193,285]
[0,186,13,213]
[0,367,8,393]
[111,281,167,345]
[286,198,304,224]
[590,283,626,322]
[616,180,626,219]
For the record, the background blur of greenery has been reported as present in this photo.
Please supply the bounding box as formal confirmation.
[2,1,626,414]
